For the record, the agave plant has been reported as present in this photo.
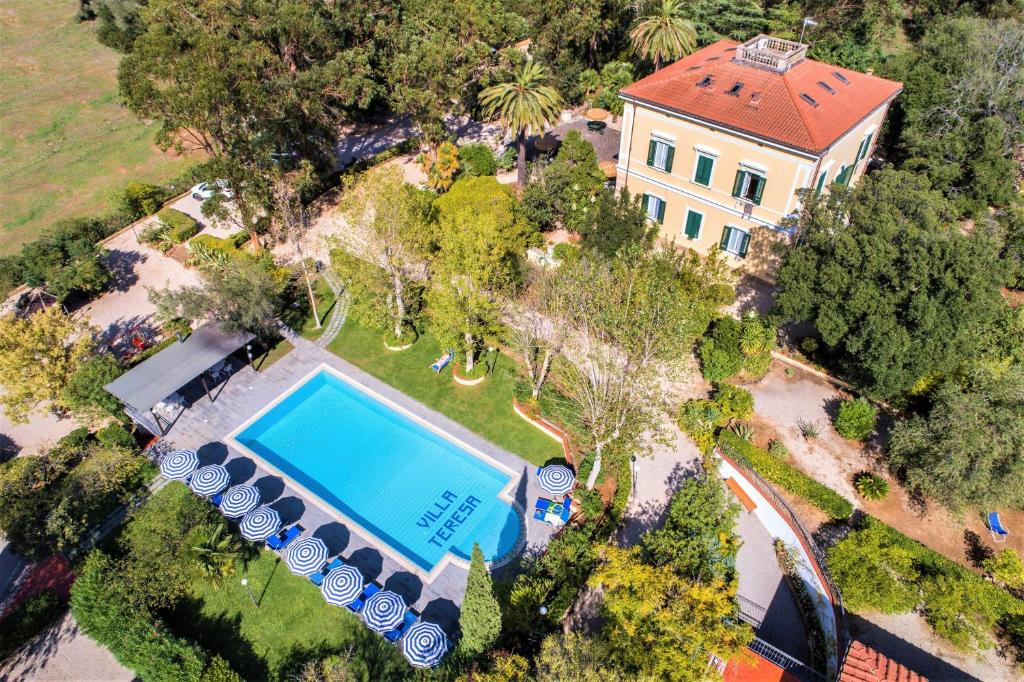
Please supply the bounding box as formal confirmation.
[730,421,757,443]
[796,418,820,440]
[187,240,230,268]
[853,472,889,501]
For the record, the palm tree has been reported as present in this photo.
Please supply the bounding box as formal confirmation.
[630,0,698,71]
[479,62,564,191]
[188,523,241,583]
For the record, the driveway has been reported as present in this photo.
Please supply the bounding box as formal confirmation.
[0,612,133,682]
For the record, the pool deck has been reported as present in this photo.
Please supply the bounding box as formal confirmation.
[162,333,557,634]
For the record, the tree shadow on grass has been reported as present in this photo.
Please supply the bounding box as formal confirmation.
[168,596,270,681]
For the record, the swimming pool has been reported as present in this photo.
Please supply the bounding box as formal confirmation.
[229,366,523,574]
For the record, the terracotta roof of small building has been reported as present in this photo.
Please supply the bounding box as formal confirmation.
[839,641,928,682]
[620,37,903,155]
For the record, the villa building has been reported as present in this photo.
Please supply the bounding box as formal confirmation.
[615,35,903,280]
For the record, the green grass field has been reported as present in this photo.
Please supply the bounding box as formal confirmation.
[329,320,565,466]
[0,0,194,254]
[176,551,408,680]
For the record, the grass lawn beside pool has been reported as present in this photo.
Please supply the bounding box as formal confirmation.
[176,550,408,680]
[299,276,337,340]
[328,320,564,467]
[0,0,195,253]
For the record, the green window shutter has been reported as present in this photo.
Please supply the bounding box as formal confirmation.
[815,170,827,193]
[731,171,745,197]
[739,231,751,257]
[720,226,731,249]
[837,165,852,186]
[656,197,666,223]
[641,193,649,213]
[856,134,872,165]
[647,140,657,167]
[695,155,713,185]
[664,145,675,173]
[752,175,765,205]
[684,211,702,239]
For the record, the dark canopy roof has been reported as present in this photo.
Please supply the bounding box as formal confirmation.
[104,322,255,412]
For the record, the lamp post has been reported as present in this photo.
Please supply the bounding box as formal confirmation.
[241,578,258,608]
[630,455,637,499]
[539,605,548,616]
[487,346,496,374]
[245,343,254,368]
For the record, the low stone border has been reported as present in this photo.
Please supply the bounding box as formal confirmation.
[453,370,486,386]
[383,338,415,352]
[512,399,575,466]
[771,351,852,390]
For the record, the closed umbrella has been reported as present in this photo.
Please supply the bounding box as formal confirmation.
[401,621,448,667]
[219,484,260,518]
[285,537,329,576]
[160,449,198,480]
[362,590,406,633]
[321,565,364,606]
[537,464,575,496]
[189,464,230,497]
[239,506,281,541]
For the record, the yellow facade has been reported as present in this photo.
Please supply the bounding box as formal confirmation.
[615,99,893,281]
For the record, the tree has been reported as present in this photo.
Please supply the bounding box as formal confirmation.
[429,176,538,372]
[458,543,502,657]
[479,62,564,190]
[0,306,95,423]
[922,575,1001,653]
[535,632,608,682]
[578,61,634,116]
[589,545,751,680]
[630,0,697,71]
[887,365,1024,511]
[505,269,564,399]
[834,398,878,441]
[887,17,1024,215]
[118,181,165,220]
[119,0,377,249]
[775,169,1008,400]
[826,520,920,614]
[268,164,323,331]
[61,353,125,419]
[642,476,740,582]
[17,218,113,301]
[522,131,606,233]
[150,258,285,338]
[577,188,654,258]
[420,141,461,192]
[982,549,1024,591]
[690,0,766,45]
[188,523,241,583]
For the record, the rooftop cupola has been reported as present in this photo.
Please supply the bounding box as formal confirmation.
[732,35,807,73]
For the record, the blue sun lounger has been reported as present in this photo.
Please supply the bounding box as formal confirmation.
[385,610,419,643]
[430,350,455,373]
[348,582,380,613]
[988,512,1009,543]
[266,524,303,551]
[309,557,344,586]
[533,495,571,525]
[211,492,224,507]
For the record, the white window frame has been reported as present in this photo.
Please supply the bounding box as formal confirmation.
[683,207,704,241]
[723,226,749,256]
[650,137,672,172]
[737,171,765,202]
[645,193,664,222]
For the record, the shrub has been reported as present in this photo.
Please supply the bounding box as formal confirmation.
[96,423,136,450]
[61,354,124,418]
[495,146,516,171]
[157,208,200,243]
[767,439,789,459]
[799,336,819,354]
[797,418,820,440]
[718,430,854,520]
[730,422,756,442]
[458,143,498,177]
[853,472,889,500]
[188,234,236,261]
[576,488,605,520]
[712,384,753,421]
[0,590,65,661]
[982,550,1024,590]
[834,398,877,440]
[117,182,166,221]
[699,317,744,382]
[552,242,580,264]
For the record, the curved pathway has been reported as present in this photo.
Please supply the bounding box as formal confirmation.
[314,271,349,348]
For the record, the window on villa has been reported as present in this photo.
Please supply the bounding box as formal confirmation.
[835,164,853,186]
[641,193,666,223]
[683,210,703,240]
[720,226,750,258]
[647,137,674,172]
[693,153,715,187]
[815,168,828,194]
[731,170,766,205]
[854,133,873,167]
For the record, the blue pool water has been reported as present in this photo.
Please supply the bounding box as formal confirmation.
[233,369,522,572]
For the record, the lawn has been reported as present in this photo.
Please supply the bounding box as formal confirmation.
[299,276,338,340]
[255,337,294,371]
[0,0,195,253]
[328,320,564,466]
[175,550,408,680]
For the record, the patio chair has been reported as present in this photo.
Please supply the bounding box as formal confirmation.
[988,512,1009,543]
[430,350,455,373]
[308,557,344,586]
[208,359,230,382]
[385,610,419,643]
[266,524,303,551]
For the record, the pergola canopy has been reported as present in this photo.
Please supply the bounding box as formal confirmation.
[104,322,254,413]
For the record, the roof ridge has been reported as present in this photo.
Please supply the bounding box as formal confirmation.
[780,66,821,149]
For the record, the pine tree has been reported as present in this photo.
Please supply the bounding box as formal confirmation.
[458,543,502,657]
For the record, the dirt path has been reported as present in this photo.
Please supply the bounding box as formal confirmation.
[0,611,133,682]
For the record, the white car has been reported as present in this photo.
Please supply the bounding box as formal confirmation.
[190,180,234,201]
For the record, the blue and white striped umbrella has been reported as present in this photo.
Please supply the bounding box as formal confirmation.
[285,537,328,576]
[401,621,448,667]
[189,464,230,497]
[537,464,575,496]
[219,484,260,518]
[239,506,281,541]
[362,590,406,633]
[321,564,364,606]
[160,449,198,480]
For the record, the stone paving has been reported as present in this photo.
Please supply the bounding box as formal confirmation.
[162,335,556,634]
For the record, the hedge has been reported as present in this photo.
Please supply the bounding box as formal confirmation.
[157,208,200,243]
[718,430,854,520]
[0,591,66,661]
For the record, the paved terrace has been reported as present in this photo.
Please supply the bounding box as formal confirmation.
[162,335,557,635]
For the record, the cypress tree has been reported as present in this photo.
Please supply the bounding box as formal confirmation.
[458,543,502,657]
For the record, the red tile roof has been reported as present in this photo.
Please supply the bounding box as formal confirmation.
[839,641,928,682]
[620,40,902,155]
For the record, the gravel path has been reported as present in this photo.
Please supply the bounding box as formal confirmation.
[0,612,133,682]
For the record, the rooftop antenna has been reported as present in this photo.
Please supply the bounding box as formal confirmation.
[798,17,818,44]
